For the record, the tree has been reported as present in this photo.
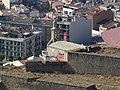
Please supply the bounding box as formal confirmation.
[8,56,13,61]
[0,53,4,61]
[15,56,21,60]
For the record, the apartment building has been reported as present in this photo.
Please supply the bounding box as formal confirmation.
[86,9,114,30]
[0,17,53,48]
[56,15,92,44]
[0,28,42,60]
[99,2,120,22]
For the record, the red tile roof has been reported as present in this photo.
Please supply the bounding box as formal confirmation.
[102,27,120,46]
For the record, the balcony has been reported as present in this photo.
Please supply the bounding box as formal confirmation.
[59,27,69,31]
[57,21,71,25]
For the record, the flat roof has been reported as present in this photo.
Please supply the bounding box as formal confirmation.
[48,41,86,52]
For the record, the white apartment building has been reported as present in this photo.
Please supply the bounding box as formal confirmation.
[0,29,42,60]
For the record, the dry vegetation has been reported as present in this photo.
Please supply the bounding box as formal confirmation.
[0,66,120,90]
[88,45,120,57]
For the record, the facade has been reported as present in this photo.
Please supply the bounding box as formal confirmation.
[99,21,118,33]
[69,17,92,44]
[62,5,79,15]
[56,15,92,44]
[99,2,120,22]
[0,17,53,48]
[0,9,18,16]
[0,29,42,60]
[11,4,29,14]
[2,0,19,9]
[2,0,10,9]
[112,2,120,22]
[29,9,40,18]
[60,0,72,4]
[47,41,86,62]
[87,9,114,30]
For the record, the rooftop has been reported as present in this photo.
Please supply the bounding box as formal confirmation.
[53,1,64,7]
[102,21,117,29]
[87,9,102,15]
[100,2,115,7]
[1,9,18,16]
[48,41,86,52]
[101,27,120,46]
[0,27,42,39]
[0,17,53,27]
[75,8,89,15]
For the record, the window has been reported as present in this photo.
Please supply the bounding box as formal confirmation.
[14,42,17,45]
[61,25,67,29]
[21,42,24,46]
[10,46,13,50]
[64,11,68,15]
[68,19,71,22]
[14,47,17,51]
[17,47,20,51]
[17,42,20,46]
[10,41,13,45]
[14,52,17,56]
[10,52,13,56]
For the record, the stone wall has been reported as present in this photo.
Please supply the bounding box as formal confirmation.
[26,61,74,73]
[68,52,120,75]
[0,74,96,90]
[26,52,120,76]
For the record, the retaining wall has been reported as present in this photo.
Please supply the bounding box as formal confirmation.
[26,52,120,76]
[0,74,96,90]
[68,52,120,75]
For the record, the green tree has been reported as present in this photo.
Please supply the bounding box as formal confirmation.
[0,53,4,61]
[15,56,21,60]
[8,56,13,61]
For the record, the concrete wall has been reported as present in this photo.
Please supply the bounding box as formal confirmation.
[26,52,120,76]
[69,17,92,45]
[0,74,96,90]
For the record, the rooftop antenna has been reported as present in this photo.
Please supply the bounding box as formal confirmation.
[47,20,56,46]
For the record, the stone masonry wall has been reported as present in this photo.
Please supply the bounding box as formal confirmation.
[0,74,96,90]
[68,52,120,75]
[26,52,120,76]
